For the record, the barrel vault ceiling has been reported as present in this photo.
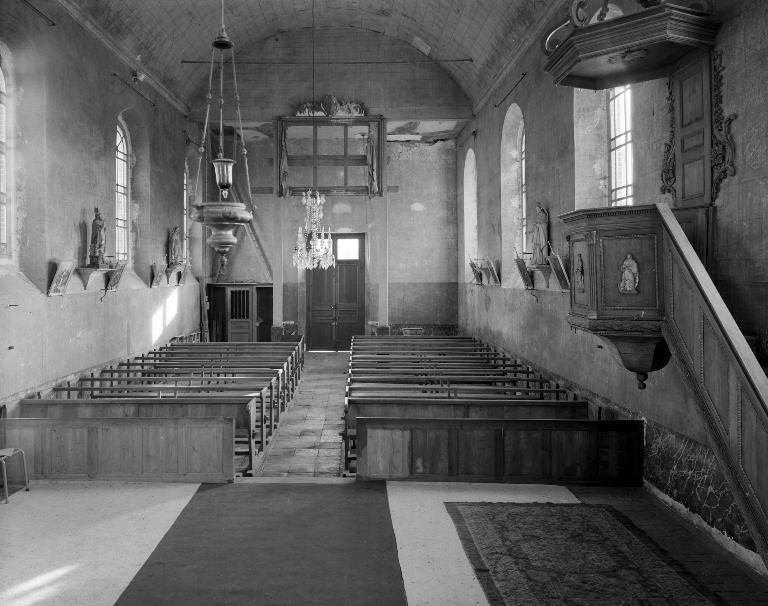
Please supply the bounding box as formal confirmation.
[57,0,564,118]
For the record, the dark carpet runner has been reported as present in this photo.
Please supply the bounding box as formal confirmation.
[446,502,723,606]
[117,482,406,606]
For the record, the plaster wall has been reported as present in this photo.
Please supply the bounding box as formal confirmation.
[224,140,458,334]
[0,3,200,414]
[189,28,472,122]
[709,0,768,344]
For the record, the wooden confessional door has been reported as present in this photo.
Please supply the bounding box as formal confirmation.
[208,283,273,342]
[307,235,365,351]
[671,51,713,266]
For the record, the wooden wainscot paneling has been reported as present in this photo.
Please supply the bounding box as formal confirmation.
[561,205,671,389]
[356,417,643,485]
[740,392,768,513]
[0,417,234,483]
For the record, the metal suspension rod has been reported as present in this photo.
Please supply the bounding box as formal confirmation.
[231,50,255,209]
[194,47,216,204]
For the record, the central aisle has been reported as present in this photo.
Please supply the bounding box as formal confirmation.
[257,351,349,477]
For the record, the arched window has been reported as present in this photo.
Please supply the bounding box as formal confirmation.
[0,66,7,256]
[609,85,633,206]
[115,122,130,261]
[183,166,189,262]
[463,149,478,281]
[500,104,525,284]
[520,128,527,254]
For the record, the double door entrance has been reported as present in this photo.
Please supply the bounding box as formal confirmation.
[307,234,365,351]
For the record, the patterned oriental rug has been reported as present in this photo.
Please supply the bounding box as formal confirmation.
[446,502,722,606]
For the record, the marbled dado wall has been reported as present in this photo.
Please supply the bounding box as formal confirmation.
[601,406,752,549]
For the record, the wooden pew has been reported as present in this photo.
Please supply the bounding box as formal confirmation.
[162,338,305,375]
[355,417,643,485]
[57,374,283,417]
[343,397,589,471]
[0,417,234,482]
[345,384,573,400]
[112,362,292,403]
[20,395,265,474]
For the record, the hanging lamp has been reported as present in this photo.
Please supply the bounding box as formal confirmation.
[189,0,253,260]
[291,0,335,271]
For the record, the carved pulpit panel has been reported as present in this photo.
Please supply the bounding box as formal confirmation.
[562,206,669,389]
[600,235,659,312]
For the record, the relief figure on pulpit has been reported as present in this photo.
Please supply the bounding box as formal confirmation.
[618,253,639,294]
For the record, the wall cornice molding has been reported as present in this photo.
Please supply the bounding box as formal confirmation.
[473,1,568,115]
[54,0,190,115]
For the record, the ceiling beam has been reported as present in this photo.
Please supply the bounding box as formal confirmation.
[54,0,190,115]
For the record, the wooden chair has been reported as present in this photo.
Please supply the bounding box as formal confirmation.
[0,448,29,503]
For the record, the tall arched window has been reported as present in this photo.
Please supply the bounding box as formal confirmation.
[183,166,189,262]
[463,149,478,281]
[115,122,130,262]
[609,85,633,206]
[500,104,525,284]
[520,128,527,253]
[0,66,7,256]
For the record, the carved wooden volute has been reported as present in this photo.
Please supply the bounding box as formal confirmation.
[561,205,670,388]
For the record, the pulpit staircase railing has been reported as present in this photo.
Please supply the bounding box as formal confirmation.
[657,202,768,566]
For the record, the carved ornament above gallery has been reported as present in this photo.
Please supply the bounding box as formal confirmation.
[293,95,367,118]
[543,1,719,90]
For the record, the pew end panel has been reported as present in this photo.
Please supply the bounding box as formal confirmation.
[0,417,235,483]
[355,417,644,485]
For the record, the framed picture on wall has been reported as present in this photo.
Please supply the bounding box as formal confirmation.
[48,260,75,296]
[547,254,570,291]
[151,262,167,287]
[515,257,534,289]
[107,262,127,291]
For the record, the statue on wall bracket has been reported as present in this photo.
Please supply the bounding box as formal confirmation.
[529,203,550,266]
[88,207,108,269]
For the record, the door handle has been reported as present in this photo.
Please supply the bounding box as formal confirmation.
[329,305,336,310]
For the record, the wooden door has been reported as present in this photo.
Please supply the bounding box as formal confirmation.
[307,234,365,351]
[671,51,712,265]
[228,286,254,342]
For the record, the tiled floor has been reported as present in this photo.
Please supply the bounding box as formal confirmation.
[256,351,348,477]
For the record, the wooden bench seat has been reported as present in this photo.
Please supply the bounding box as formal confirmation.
[355,417,643,485]
[0,417,235,482]
[347,374,554,386]
[345,385,572,400]
[66,374,284,407]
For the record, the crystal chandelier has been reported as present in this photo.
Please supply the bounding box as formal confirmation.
[292,190,335,270]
